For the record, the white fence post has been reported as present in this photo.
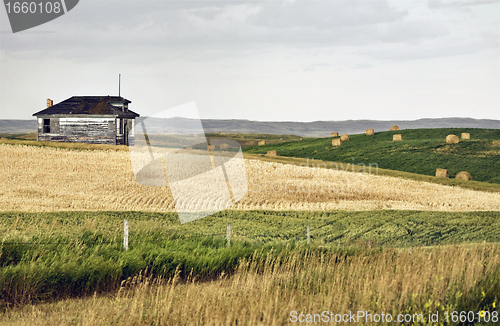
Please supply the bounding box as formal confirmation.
[124,219,129,251]
[227,222,231,247]
[307,225,310,244]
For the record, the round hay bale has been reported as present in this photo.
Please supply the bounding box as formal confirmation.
[258,140,266,145]
[266,150,277,156]
[393,134,402,141]
[435,168,448,178]
[390,125,399,131]
[330,132,339,137]
[455,171,472,181]
[332,138,342,146]
[340,134,349,141]
[461,133,470,140]
[446,135,459,144]
[366,129,374,136]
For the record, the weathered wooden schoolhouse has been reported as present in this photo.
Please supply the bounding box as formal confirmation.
[32,96,140,145]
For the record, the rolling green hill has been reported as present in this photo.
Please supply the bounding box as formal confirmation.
[244,128,500,184]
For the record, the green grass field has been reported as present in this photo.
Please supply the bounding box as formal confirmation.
[244,128,500,184]
[2,210,500,307]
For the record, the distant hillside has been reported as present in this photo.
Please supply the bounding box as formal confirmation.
[2,117,499,136]
[245,128,500,184]
[0,120,37,133]
[200,117,500,137]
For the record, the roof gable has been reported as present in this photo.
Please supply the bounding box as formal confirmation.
[33,96,139,118]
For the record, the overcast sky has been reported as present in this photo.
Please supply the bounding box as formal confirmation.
[1,0,499,121]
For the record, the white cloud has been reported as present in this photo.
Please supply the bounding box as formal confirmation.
[249,1,407,29]
[0,0,498,121]
[428,0,499,9]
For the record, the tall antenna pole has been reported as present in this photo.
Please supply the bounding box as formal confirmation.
[119,74,121,97]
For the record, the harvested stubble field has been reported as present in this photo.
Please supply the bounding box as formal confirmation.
[1,144,500,212]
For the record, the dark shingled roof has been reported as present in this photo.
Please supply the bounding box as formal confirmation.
[33,96,139,118]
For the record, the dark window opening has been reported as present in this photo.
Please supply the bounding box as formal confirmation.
[43,119,50,133]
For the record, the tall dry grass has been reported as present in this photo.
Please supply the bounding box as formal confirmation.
[1,243,498,325]
[1,144,500,212]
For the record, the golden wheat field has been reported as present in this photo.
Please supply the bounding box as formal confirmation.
[1,244,498,326]
[1,144,500,212]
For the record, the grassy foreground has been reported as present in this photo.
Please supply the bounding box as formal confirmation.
[1,244,499,325]
[1,210,500,309]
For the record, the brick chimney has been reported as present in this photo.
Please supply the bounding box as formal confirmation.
[47,99,53,108]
